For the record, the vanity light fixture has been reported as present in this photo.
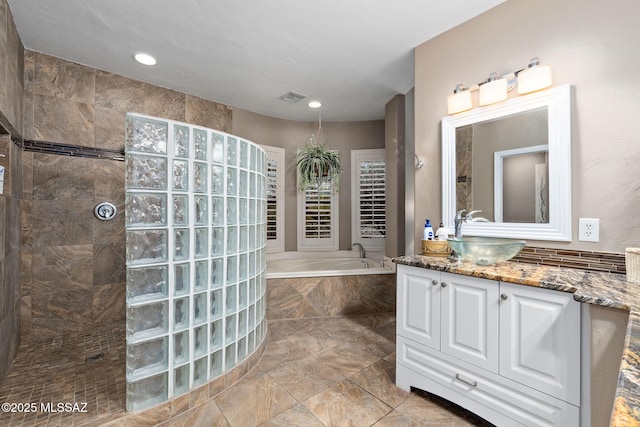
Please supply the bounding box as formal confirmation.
[133,52,157,66]
[479,72,508,106]
[517,57,552,95]
[447,57,552,114]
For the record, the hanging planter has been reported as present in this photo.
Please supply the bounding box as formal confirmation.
[296,113,342,192]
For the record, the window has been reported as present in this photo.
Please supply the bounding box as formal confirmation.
[297,184,339,251]
[261,145,285,253]
[351,149,386,251]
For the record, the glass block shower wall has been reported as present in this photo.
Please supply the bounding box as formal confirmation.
[124,113,267,412]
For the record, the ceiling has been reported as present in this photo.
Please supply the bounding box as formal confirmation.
[7,0,504,122]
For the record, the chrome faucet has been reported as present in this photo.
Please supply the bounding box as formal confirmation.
[351,242,366,258]
[454,209,490,238]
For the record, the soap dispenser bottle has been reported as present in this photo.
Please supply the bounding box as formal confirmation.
[423,219,434,240]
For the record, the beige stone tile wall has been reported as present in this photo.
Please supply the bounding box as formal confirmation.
[20,51,233,341]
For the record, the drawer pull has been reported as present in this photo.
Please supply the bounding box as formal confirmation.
[501,293,508,300]
[432,279,438,286]
[455,373,477,387]
[441,282,448,288]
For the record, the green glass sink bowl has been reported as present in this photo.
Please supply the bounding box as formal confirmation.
[448,236,526,265]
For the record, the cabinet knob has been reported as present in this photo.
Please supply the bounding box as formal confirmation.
[432,279,438,286]
[441,282,448,288]
[501,294,508,300]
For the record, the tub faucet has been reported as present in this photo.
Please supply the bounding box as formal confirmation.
[454,209,490,238]
[351,242,366,258]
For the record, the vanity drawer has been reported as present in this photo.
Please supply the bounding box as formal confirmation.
[396,336,579,427]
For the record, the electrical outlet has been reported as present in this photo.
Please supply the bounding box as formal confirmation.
[579,218,600,242]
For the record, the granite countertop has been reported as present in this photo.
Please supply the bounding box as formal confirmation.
[393,255,639,427]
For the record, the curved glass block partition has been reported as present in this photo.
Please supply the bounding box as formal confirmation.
[124,113,267,411]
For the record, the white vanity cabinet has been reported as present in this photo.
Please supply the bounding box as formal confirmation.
[396,264,581,426]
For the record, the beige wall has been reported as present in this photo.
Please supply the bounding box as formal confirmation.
[232,109,385,252]
[385,95,406,257]
[414,0,640,253]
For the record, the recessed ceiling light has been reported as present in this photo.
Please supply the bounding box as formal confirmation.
[134,53,157,66]
[308,101,322,108]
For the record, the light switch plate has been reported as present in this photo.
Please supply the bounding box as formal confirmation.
[578,218,600,242]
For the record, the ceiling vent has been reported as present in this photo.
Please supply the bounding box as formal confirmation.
[279,91,307,103]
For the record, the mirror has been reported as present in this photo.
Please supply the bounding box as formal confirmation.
[442,84,572,241]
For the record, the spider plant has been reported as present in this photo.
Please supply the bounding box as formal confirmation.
[296,134,342,192]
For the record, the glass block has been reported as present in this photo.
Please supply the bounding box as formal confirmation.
[172,160,188,191]
[227,137,237,166]
[126,372,168,412]
[239,254,248,281]
[249,199,257,224]
[225,285,237,312]
[211,258,223,288]
[193,162,207,193]
[239,226,248,253]
[238,336,247,362]
[210,350,223,378]
[174,263,189,296]
[227,197,237,225]
[126,193,167,227]
[226,256,237,284]
[173,331,189,366]
[259,176,266,199]
[193,356,208,387]
[227,168,237,196]
[250,144,257,170]
[212,132,224,163]
[239,281,248,309]
[126,230,168,265]
[239,170,248,197]
[249,304,255,330]
[210,319,223,351]
[211,289,223,319]
[211,197,224,225]
[226,226,237,255]
[126,336,168,377]
[225,314,237,343]
[194,325,208,358]
[174,124,190,158]
[249,225,256,249]
[126,154,167,190]
[127,265,168,302]
[194,293,207,326]
[211,165,224,195]
[174,365,189,397]
[174,229,189,261]
[250,172,257,198]
[127,301,168,340]
[249,277,256,304]
[194,129,208,160]
[239,140,249,169]
[225,343,236,370]
[211,228,224,257]
[173,195,188,226]
[195,229,208,259]
[126,116,168,155]
[174,298,189,331]
[248,330,256,353]
[193,260,207,292]
[194,196,208,226]
[238,309,248,336]
[249,251,256,277]
[239,198,248,225]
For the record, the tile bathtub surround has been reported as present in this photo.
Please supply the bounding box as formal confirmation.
[266,274,396,320]
[393,254,640,426]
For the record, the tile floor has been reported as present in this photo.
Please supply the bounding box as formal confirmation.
[0,315,494,426]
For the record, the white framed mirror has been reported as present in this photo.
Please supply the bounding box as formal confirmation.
[441,84,572,241]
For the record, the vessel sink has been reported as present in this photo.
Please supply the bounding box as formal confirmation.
[448,236,526,265]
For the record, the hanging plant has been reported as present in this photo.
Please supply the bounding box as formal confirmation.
[296,136,342,192]
[296,112,342,192]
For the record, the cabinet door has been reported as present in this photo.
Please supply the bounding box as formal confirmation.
[441,272,499,373]
[499,282,581,406]
[396,265,441,349]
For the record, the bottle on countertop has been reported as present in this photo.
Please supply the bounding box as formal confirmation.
[423,219,434,240]
[435,222,448,240]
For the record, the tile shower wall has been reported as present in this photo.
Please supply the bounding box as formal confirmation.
[125,113,267,411]
[21,50,233,342]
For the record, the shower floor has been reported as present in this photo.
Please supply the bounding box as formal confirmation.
[0,316,493,426]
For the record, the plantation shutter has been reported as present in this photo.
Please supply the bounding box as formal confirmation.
[261,145,285,253]
[297,185,339,251]
[351,149,386,250]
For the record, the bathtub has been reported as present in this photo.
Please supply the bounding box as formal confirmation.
[266,250,395,279]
